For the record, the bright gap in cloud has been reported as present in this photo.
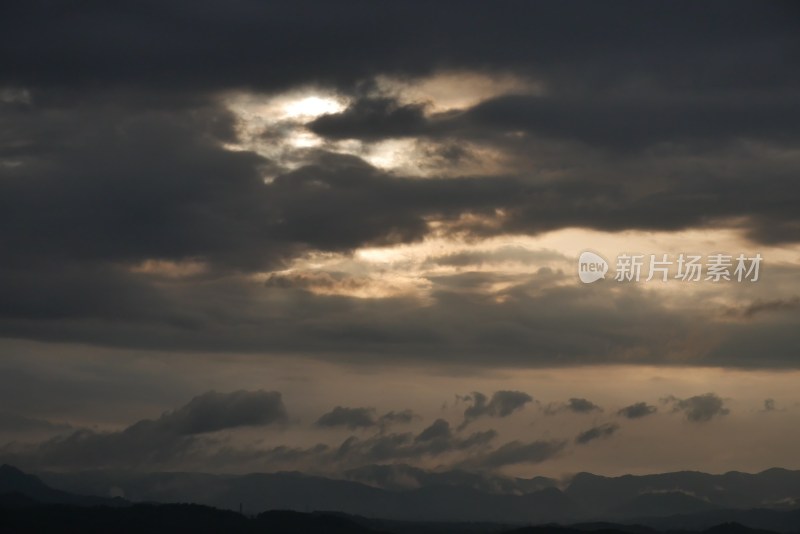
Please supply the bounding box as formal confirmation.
[281,95,347,119]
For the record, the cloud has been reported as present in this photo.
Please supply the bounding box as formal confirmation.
[460,93,800,149]
[664,393,730,423]
[760,398,785,413]
[155,390,288,435]
[575,423,620,445]
[315,407,418,430]
[333,420,497,466]
[6,1,794,97]
[740,297,800,319]
[460,391,533,428]
[309,97,429,140]
[343,463,557,493]
[545,398,603,415]
[425,246,567,268]
[617,402,658,419]
[415,419,451,442]
[0,0,799,374]
[378,410,418,427]
[0,413,72,435]
[457,439,566,469]
[316,407,377,429]
[0,390,287,470]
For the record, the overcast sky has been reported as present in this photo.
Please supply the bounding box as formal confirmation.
[1,1,799,479]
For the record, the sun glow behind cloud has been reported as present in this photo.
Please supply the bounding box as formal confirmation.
[280,95,347,119]
[223,72,530,177]
[252,226,800,323]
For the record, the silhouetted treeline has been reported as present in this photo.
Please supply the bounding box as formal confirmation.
[0,502,788,534]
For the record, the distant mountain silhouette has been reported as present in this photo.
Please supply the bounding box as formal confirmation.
[344,463,558,494]
[565,469,800,514]
[0,465,796,533]
[37,465,800,525]
[607,491,719,518]
[3,464,799,532]
[0,464,126,508]
[37,469,580,523]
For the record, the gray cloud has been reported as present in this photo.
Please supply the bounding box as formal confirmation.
[378,410,418,427]
[1,1,798,479]
[617,402,658,419]
[457,439,566,469]
[461,391,533,428]
[316,407,377,430]
[156,390,288,435]
[315,407,418,430]
[309,97,429,140]
[462,93,800,149]
[0,413,73,436]
[575,423,620,445]
[545,398,603,415]
[740,297,800,319]
[0,91,799,370]
[425,246,567,268]
[664,393,730,423]
[0,1,798,375]
[6,1,795,98]
[415,419,451,442]
[0,390,287,470]
[333,420,497,466]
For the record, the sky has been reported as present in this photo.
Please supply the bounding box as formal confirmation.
[1,1,799,481]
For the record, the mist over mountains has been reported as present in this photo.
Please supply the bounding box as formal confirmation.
[21,464,800,527]
[3,464,800,533]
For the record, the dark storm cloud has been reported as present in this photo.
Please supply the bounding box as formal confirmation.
[0,391,287,470]
[617,402,658,419]
[1,1,798,244]
[1,92,798,249]
[575,423,620,445]
[460,391,533,428]
[663,393,730,423]
[8,101,790,292]
[0,96,285,272]
[1,247,789,368]
[0,0,799,370]
[544,398,602,415]
[462,94,800,149]
[309,97,429,140]
[309,91,800,149]
[3,1,798,98]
